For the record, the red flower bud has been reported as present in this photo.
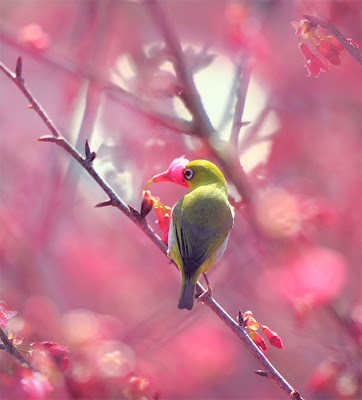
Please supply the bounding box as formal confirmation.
[141,190,155,217]
[252,332,268,352]
[262,326,284,349]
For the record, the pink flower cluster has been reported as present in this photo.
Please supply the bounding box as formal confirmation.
[291,19,359,77]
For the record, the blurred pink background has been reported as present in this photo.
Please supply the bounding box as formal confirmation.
[0,1,361,399]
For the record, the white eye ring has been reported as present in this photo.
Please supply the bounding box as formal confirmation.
[184,168,193,180]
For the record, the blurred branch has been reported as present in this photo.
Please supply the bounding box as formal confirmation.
[145,0,254,205]
[238,105,271,153]
[0,327,35,370]
[303,15,362,66]
[0,56,304,400]
[217,54,243,133]
[0,27,192,135]
[230,61,252,146]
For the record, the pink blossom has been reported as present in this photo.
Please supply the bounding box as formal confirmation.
[0,301,17,327]
[19,24,51,52]
[21,371,53,399]
[31,341,70,372]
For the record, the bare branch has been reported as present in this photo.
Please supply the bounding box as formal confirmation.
[0,28,193,135]
[145,0,254,205]
[230,62,252,146]
[0,56,304,400]
[0,58,61,138]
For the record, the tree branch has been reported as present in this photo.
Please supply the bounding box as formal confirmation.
[145,0,254,205]
[230,62,252,146]
[303,15,362,66]
[0,327,35,370]
[0,56,304,400]
[0,28,192,135]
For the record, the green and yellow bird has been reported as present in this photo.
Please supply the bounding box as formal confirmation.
[147,157,234,310]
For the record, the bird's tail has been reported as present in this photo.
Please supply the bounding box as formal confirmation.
[178,277,196,310]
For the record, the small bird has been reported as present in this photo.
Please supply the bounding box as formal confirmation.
[147,157,234,310]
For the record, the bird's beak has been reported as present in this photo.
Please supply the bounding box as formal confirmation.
[145,170,188,190]
[144,156,190,190]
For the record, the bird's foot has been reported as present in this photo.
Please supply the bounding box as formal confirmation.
[197,273,214,303]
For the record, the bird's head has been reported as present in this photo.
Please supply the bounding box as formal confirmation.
[145,156,227,191]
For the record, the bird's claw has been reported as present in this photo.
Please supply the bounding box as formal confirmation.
[197,273,214,303]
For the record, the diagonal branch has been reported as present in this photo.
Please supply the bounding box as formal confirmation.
[0,28,193,135]
[0,56,304,400]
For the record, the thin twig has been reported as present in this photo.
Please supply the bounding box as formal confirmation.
[0,327,35,370]
[230,62,252,146]
[0,57,304,400]
[303,15,362,66]
[0,57,61,138]
[238,105,271,153]
[217,54,244,134]
[0,28,192,135]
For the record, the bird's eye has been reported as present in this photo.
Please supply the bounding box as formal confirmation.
[183,168,194,180]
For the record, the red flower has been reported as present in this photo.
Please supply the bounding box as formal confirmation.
[262,326,284,349]
[327,36,344,51]
[251,332,268,352]
[31,341,70,372]
[299,43,328,77]
[316,39,341,65]
[154,203,172,246]
[0,301,17,327]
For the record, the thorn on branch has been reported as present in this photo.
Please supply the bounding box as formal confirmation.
[15,56,23,81]
[37,135,58,143]
[237,309,246,327]
[95,200,113,208]
[85,139,97,163]
[254,370,269,378]
[240,121,252,128]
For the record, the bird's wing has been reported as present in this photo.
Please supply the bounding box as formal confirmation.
[171,187,233,277]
